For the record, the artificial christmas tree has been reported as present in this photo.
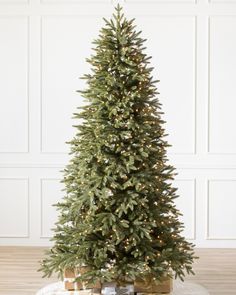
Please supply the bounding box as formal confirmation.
[39,4,196,292]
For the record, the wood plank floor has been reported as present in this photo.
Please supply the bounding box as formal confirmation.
[0,247,235,295]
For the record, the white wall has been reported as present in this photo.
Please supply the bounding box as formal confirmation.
[0,0,236,247]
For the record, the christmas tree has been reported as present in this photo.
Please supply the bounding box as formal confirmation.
[40,4,196,285]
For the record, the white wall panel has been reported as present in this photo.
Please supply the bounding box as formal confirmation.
[0,17,29,153]
[210,1,236,3]
[174,179,196,240]
[129,0,195,2]
[0,178,29,237]
[41,0,107,3]
[0,0,28,3]
[207,180,236,239]
[0,1,235,247]
[41,16,102,153]
[40,179,63,238]
[138,16,196,154]
[209,17,236,154]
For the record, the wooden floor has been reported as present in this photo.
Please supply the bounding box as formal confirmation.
[0,248,235,295]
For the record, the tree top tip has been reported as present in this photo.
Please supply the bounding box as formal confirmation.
[115,3,123,13]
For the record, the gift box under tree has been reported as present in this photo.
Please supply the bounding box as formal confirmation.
[64,268,101,291]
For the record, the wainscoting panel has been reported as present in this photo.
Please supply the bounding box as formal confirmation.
[137,16,196,154]
[40,178,63,238]
[0,17,29,153]
[41,16,102,153]
[0,0,236,247]
[207,180,236,240]
[0,178,29,238]
[174,179,196,240]
[208,16,236,154]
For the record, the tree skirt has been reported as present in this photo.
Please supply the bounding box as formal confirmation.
[36,281,209,295]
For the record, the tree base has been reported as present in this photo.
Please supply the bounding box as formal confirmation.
[36,280,209,295]
[64,268,101,290]
[134,276,173,294]
[64,268,172,294]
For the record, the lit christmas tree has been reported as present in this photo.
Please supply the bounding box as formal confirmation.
[40,4,196,286]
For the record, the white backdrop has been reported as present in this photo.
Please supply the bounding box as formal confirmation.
[0,0,236,247]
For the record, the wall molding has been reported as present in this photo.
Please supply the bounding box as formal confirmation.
[169,15,197,156]
[138,15,197,156]
[206,179,236,240]
[41,0,109,3]
[0,16,30,154]
[128,0,196,3]
[39,15,105,154]
[175,178,196,240]
[209,0,236,3]
[40,178,61,239]
[0,178,29,238]
[0,0,29,4]
[207,16,236,155]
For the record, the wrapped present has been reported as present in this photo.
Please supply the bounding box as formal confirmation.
[101,284,116,295]
[64,268,82,291]
[78,267,101,289]
[116,284,134,295]
[102,282,134,295]
[64,268,101,291]
[134,275,172,294]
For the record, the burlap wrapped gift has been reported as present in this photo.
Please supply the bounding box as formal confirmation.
[134,275,173,294]
[64,267,101,291]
